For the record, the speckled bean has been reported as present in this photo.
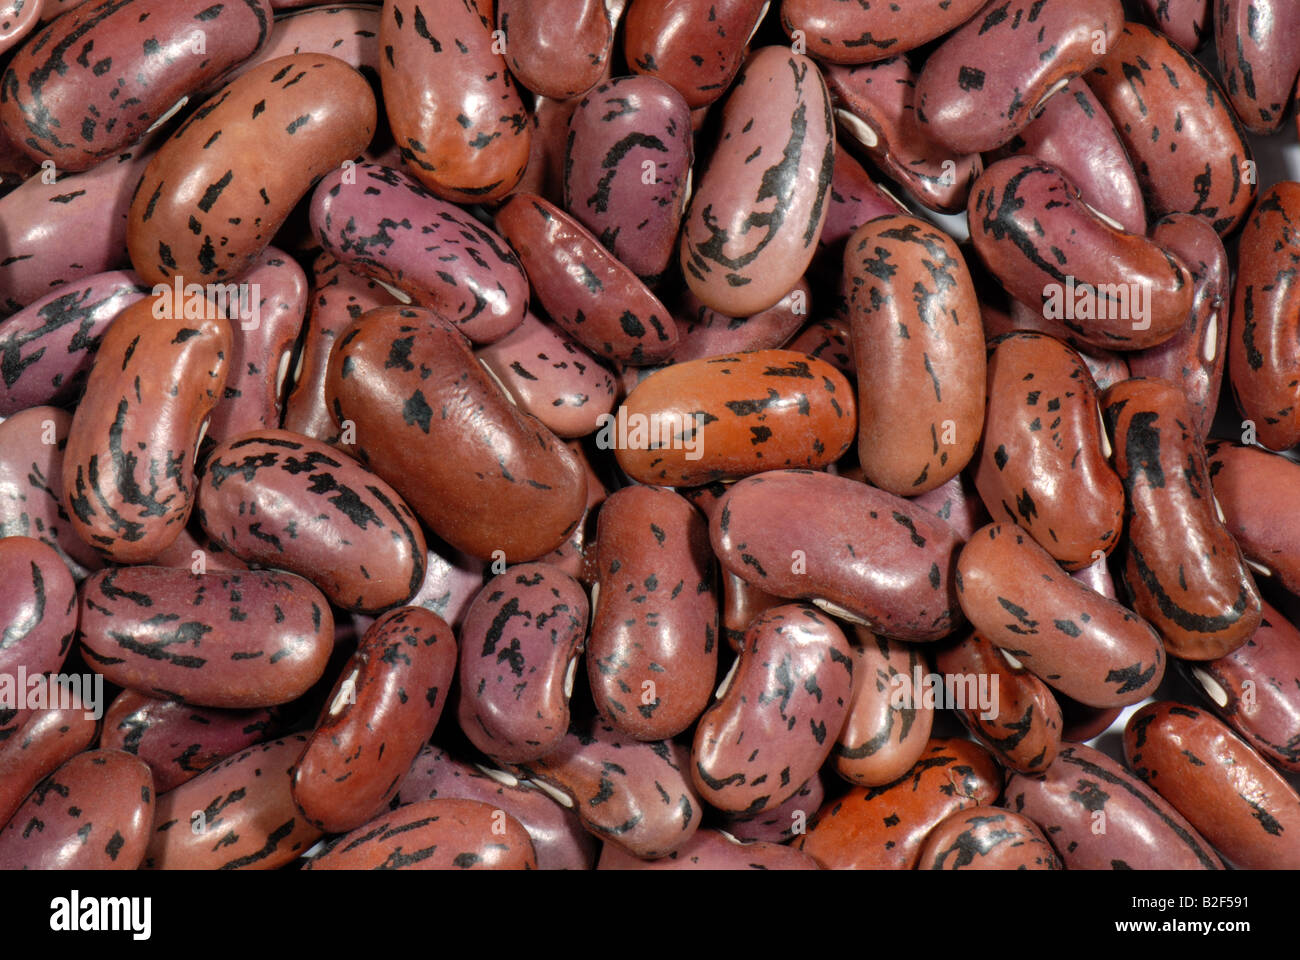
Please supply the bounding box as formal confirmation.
[781,0,986,64]
[1104,377,1261,660]
[0,693,97,829]
[0,749,153,869]
[100,690,274,793]
[1003,742,1224,869]
[916,808,1063,870]
[598,829,821,870]
[325,306,587,562]
[1207,440,1300,593]
[79,566,334,708]
[711,469,963,642]
[498,0,612,101]
[1215,0,1300,134]
[624,0,767,108]
[127,54,376,286]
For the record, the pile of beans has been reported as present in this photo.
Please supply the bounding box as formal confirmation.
[1,0,1299,871]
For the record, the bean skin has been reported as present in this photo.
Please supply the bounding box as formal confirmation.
[956,522,1166,708]
[457,563,588,764]
[597,829,821,870]
[282,254,397,444]
[61,295,231,564]
[0,537,77,700]
[1086,21,1255,236]
[723,774,825,843]
[624,0,767,108]
[1180,598,1300,773]
[310,162,529,344]
[78,566,334,709]
[304,798,536,870]
[975,332,1123,570]
[1143,0,1210,51]
[588,485,717,741]
[0,0,274,171]
[679,45,835,317]
[393,745,598,870]
[292,605,456,834]
[968,157,1194,350]
[144,735,322,869]
[197,429,427,614]
[916,809,1063,870]
[0,695,98,831]
[795,737,1002,870]
[934,631,1063,775]
[1128,214,1229,444]
[1227,182,1300,452]
[0,0,42,57]
[0,407,102,574]
[126,54,377,286]
[988,78,1146,235]
[613,349,855,486]
[693,604,852,816]
[845,214,985,495]
[498,0,612,101]
[823,57,983,215]
[1215,0,1300,134]
[1103,377,1262,660]
[496,193,679,365]
[1003,742,1224,869]
[100,690,275,793]
[1125,700,1300,869]
[0,270,149,416]
[1207,440,1300,592]
[378,0,530,203]
[833,628,934,787]
[227,2,382,82]
[780,0,986,64]
[711,469,964,642]
[325,306,588,563]
[915,0,1124,154]
[511,720,703,860]
[563,75,693,284]
[0,749,154,869]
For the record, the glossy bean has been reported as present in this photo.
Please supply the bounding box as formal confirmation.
[564,76,692,284]
[679,45,834,316]
[968,157,1193,350]
[0,270,149,415]
[476,313,617,439]
[457,563,587,763]
[795,737,1001,869]
[293,605,455,833]
[0,749,153,869]
[498,0,612,100]
[915,0,1124,154]
[833,628,933,787]
[780,0,986,64]
[711,469,963,642]
[0,0,273,171]
[976,332,1122,569]
[1228,182,1300,451]
[227,2,382,81]
[1003,742,1224,869]
[1125,700,1300,869]
[100,690,274,793]
[916,808,1063,870]
[497,193,679,365]
[311,162,528,343]
[693,604,851,815]
[306,797,536,869]
[378,0,529,203]
[935,631,1063,774]
[1207,440,1300,593]
[0,0,42,56]
[957,522,1166,707]
[512,720,703,859]
[613,349,854,486]
[325,306,587,562]
[0,694,97,830]
[723,774,824,843]
[846,214,985,494]
[598,829,820,870]
[1103,377,1261,660]
[1127,214,1228,443]
[1215,0,1300,134]
[79,566,333,708]
[670,280,810,363]
[144,734,321,869]
[1086,21,1255,236]
[1143,0,1209,51]
[127,54,376,286]
[62,296,230,563]
[624,0,767,108]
